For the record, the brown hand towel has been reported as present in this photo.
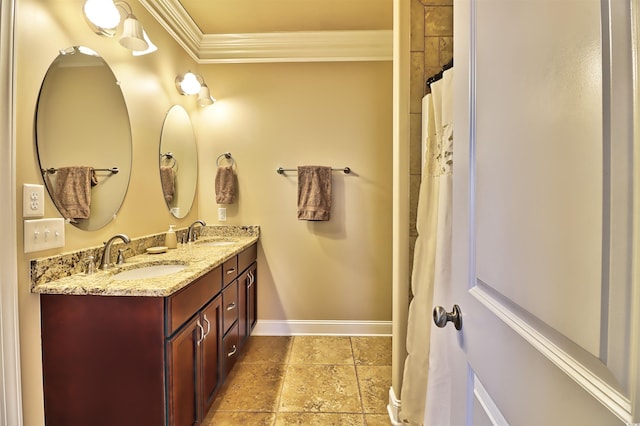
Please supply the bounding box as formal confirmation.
[49,166,93,220]
[215,165,236,204]
[160,165,175,203]
[297,166,332,221]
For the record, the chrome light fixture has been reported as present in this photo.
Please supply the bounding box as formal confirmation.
[176,72,216,107]
[82,0,156,55]
[197,84,216,107]
[176,72,203,95]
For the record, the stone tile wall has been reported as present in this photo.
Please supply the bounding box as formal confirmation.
[408,0,453,274]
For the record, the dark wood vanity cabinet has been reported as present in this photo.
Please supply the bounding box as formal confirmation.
[166,295,222,426]
[40,243,258,426]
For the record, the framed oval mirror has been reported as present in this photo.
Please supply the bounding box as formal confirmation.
[159,105,198,218]
[35,46,132,231]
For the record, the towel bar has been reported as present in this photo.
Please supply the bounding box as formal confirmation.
[276,167,351,175]
[42,167,119,175]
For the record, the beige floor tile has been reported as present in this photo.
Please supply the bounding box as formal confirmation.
[275,412,365,425]
[239,336,293,364]
[279,364,362,413]
[202,410,276,426]
[289,336,354,365]
[364,414,392,426]
[357,366,392,414]
[351,337,392,366]
[212,363,286,412]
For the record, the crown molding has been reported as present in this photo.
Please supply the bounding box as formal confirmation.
[198,30,392,63]
[138,0,392,63]
[138,0,203,61]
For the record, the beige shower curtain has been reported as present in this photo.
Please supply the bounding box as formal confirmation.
[400,68,454,426]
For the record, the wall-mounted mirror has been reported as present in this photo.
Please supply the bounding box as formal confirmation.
[159,105,198,218]
[35,46,132,231]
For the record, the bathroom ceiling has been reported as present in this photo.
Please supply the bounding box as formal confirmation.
[177,0,393,34]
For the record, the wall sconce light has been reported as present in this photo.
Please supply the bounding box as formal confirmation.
[82,0,157,55]
[198,84,216,107]
[176,72,216,107]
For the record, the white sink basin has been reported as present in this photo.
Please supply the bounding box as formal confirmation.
[112,264,187,281]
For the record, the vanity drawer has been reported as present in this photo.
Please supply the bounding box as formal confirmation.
[238,243,257,273]
[222,323,239,378]
[222,280,238,334]
[166,267,221,336]
[222,256,238,286]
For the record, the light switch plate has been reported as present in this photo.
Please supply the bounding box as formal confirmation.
[218,207,227,221]
[23,183,45,217]
[24,218,65,253]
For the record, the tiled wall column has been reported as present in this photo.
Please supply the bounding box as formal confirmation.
[408,0,453,273]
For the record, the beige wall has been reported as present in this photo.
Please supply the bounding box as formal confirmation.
[195,62,393,322]
[15,1,199,424]
[14,1,393,424]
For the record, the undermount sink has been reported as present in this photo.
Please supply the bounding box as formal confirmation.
[111,264,187,281]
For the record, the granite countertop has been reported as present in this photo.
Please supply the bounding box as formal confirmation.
[31,232,258,297]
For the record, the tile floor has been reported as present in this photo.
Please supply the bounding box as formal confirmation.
[203,335,392,425]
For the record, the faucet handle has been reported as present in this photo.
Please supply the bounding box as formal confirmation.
[85,255,95,275]
[116,248,127,265]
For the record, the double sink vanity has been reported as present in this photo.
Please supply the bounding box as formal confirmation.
[31,225,259,426]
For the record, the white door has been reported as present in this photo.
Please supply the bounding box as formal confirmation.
[444,0,640,424]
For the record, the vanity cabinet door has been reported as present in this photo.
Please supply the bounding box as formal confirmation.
[166,315,200,426]
[238,269,249,346]
[238,262,257,347]
[201,296,222,416]
[167,295,223,426]
[247,262,258,333]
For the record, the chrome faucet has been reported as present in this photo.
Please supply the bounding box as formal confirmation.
[99,233,131,270]
[187,220,206,243]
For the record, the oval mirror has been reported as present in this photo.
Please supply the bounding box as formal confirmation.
[159,105,198,218]
[35,46,132,231]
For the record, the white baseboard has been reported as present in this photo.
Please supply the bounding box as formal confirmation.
[387,386,402,425]
[252,320,392,336]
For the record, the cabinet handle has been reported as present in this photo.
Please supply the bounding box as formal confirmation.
[226,268,236,275]
[226,302,236,311]
[247,271,254,288]
[227,344,237,357]
[202,314,211,338]
[195,320,205,345]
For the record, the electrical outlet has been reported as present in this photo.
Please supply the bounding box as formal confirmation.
[23,184,45,217]
[218,207,227,221]
[24,218,65,253]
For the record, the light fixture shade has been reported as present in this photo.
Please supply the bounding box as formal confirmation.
[197,84,215,107]
[119,15,149,51]
[132,29,158,56]
[177,72,202,95]
[83,0,120,36]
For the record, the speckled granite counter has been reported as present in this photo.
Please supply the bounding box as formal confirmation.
[30,225,259,297]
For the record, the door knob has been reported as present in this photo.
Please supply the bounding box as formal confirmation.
[433,304,462,330]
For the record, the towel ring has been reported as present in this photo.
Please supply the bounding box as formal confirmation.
[161,152,177,168]
[216,152,234,167]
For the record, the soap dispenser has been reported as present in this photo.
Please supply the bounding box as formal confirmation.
[165,225,177,249]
